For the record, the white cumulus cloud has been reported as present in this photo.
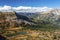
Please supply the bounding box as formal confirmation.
[0,5,12,12]
[0,5,52,12]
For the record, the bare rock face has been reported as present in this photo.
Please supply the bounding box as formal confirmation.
[0,12,17,28]
[0,12,31,29]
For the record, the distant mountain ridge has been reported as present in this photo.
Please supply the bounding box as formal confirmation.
[0,9,60,26]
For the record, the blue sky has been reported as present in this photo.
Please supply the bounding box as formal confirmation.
[0,0,60,8]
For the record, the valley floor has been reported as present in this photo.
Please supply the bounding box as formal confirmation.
[1,27,60,40]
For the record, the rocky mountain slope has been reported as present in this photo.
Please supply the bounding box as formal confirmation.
[32,9,60,25]
[0,9,60,27]
[0,9,60,40]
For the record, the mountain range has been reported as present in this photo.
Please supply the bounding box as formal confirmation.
[0,9,60,27]
[6,9,59,26]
